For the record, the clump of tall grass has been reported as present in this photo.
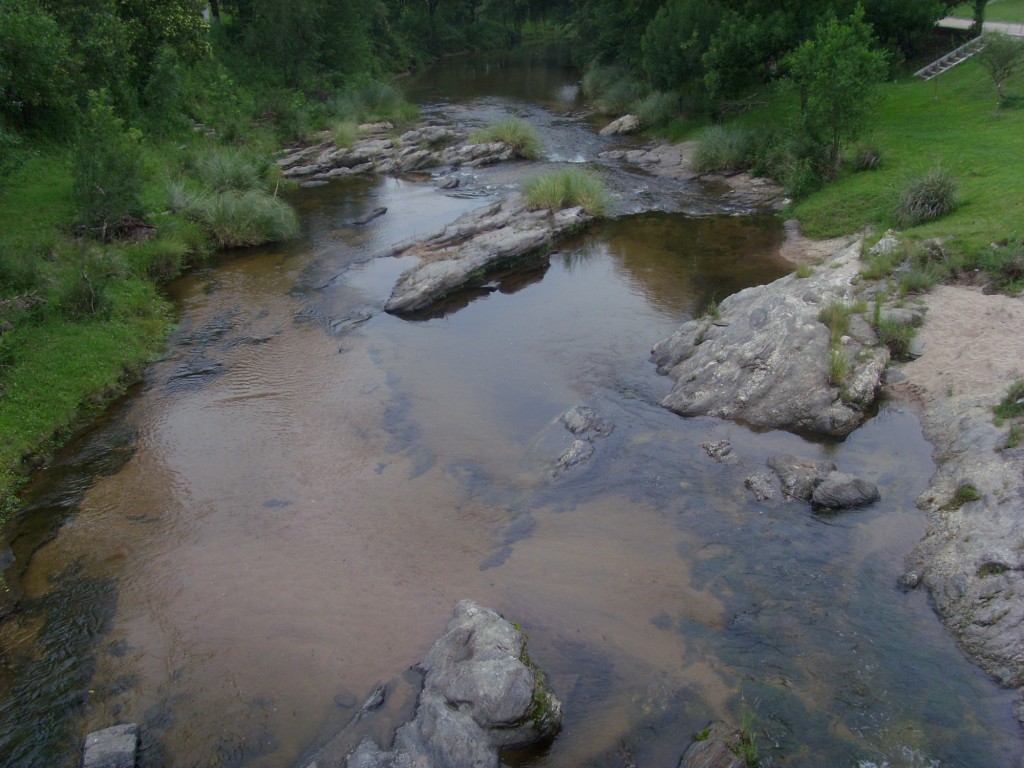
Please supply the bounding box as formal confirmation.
[828,348,850,387]
[877,317,916,359]
[165,178,297,249]
[123,236,190,280]
[191,190,299,249]
[893,168,958,228]
[470,119,542,160]
[331,119,359,148]
[523,169,608,216]
[851,142,883,171]
[191,146,264,193]
[631,91,680,128]
[693,125,756,173]
[818,301,853,344]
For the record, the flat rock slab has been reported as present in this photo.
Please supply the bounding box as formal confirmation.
[651,242,887,437]
[384,198,592,314]
[83,724,139,768]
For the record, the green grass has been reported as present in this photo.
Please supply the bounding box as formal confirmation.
[523,169,609,215]
[819,301,853,344]
[788,62,1023,257]
[950,0,1024,23]
[943,482,982,509]
[470,118,543,160]
[994,379,1024,418]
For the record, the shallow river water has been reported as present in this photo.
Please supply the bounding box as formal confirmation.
[1,46,1021,768]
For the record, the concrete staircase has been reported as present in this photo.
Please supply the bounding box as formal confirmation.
[914,36,985,80]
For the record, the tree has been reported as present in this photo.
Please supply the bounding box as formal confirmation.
[0,0,73,131]
[972,0,987,35]
[72,91,144,237]
[640,0,722,90]
[784,6,888,170]
[976,32,1024,104]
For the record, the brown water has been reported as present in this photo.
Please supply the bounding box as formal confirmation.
[1,45,1022,768]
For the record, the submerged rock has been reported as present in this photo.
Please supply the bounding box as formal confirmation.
[677,723,747,768]
[744,472,778,502]
[811,471,881,510]
[384,198,592,314]
[767,455,837,501]
[305,601,561,768]
[651,242,887,437]
[83,724,139,768]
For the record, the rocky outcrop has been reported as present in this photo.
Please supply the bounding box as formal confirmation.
[905,393,1024,693]
[277,126,518,183]
[599,114,641,136]
[600,141,786,210]
[303,601,561,768]
[83,724,139,768]
[383,198,592,314]
[651,242,887,437]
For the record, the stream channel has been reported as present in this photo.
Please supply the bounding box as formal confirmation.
[1,45,1021,768]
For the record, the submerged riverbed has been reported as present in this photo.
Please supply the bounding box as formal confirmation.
[1,45,1021,768]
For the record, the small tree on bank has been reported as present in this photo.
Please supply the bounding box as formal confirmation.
[976,32,1024,106]
[784,6,888,173]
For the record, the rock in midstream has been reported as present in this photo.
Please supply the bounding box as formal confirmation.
[277,126,516,181]
[302,601,562,768]
[650,241,887,437]
[384,198,592,314]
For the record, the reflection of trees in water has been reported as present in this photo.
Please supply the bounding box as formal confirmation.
[559,213,789,318]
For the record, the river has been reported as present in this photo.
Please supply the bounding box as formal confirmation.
[0,45,1020,768]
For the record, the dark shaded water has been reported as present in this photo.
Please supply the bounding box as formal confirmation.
[1,45,1021,768]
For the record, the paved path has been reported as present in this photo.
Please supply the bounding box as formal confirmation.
[937,16,1024,37]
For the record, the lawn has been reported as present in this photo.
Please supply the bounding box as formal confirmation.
[950,0,1024,23]
[790,60,1024,254]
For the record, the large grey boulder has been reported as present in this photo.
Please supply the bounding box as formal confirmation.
[384,199,591,314]
[599,114,641,136]
[810,471,881,510]
[83,724,139,768]
[651,242,886,436]
[306,602,561,768]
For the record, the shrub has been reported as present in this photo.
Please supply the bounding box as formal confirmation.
[331,81,419,125]
[470,119,542,160]
[523,169,608,216]
[582,64,642,115]
[893,169,958,228]
[693,124,754,173]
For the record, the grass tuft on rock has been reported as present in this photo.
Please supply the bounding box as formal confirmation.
[470,119,542,160]
[523,169,608,216]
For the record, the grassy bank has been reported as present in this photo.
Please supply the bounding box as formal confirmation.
[950,1,1024,23]
[687,58,1022,268]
